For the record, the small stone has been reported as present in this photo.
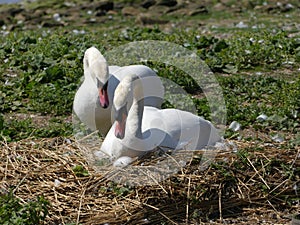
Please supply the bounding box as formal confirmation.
[64,138,72,144]
[53,13,61,22]
[256,114,268,122]
[293,184,298,190]
[292,110,298,119]
[235,21,248,28]
[121,6,141,16]
[285,3,294,10]
[188,6,208,16]
[213,3,227,11]
[14,13,26,22]
[229,121,241,132]
[281,3,294,12]
[54,179,61,187]
[64,2,76,7]
[107,10,118,15]
[271,134,284,143]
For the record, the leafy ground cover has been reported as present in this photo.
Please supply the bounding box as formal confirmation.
[0,0,299,224]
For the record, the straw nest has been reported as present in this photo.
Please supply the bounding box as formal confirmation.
[0,137,299,224]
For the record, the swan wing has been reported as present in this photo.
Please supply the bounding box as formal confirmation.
[142,107,221,150]
[108,65,121,74]
[111,65,164,108]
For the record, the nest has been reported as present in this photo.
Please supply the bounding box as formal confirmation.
[0,137,299,224]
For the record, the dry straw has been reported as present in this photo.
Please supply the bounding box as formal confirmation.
[0,137,299,224]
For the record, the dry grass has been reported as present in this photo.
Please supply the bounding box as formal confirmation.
[0,137,299,224]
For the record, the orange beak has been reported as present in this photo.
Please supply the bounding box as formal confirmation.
[114,105,127,139]
[115,113,127,139]
[98,81,109,108]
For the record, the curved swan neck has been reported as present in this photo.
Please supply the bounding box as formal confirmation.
[127,78,144,139]
[83,47,109,84]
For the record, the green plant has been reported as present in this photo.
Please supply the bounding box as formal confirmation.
[0,13,299,145]
[0,117,72,142]
[72,165,89,177]
[218,73,300,132]
[99,182,133,197]
[217,31,297,71]
[0,191,49,225]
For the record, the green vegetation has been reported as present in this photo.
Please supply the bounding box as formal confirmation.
[99,182,133,197]
[220,74,300,130]
[0,27,299,141]
[0,191,49,225]
[72,165,89,177]
[0,116,72,142]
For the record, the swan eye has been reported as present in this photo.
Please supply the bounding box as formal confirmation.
[102,80,108,91]
[96,78,103,89]
[114,103,127,121]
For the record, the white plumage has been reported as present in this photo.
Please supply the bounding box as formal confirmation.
[101,74,221,165]
[73,46,164,135]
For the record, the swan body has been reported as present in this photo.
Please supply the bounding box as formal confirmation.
[73,47,164,135]
[100,74,221,165]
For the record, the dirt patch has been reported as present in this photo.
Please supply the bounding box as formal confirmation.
[0,0,299,32]
[3,113,72,128]
[4,113,53,128]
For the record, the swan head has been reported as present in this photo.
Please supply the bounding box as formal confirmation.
[113,74,141,139]
[83,46,109,108]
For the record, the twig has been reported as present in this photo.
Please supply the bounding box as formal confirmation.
[158,211,178,225]
[12,174,27,194]
[139,168,168,194]
[218,183,223,221]
[186,175,191,225]
[266,200,280,216]
[76,187,86,225]
[123,197,159,210]
[290,148,300,168]
[269,179,289,194]
[246,157,270,190]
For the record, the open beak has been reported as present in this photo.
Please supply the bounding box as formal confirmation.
[114,105,127,139]
[97,80,109,108]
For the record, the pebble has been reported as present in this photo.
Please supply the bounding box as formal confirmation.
[256,114,268,121]
[271,134,284,143]
[229,121,241,132]
[235,21,248,28]
[53,13,61,22]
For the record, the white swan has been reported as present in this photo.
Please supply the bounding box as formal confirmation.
[73,46,164,135]
[100,74,222,165]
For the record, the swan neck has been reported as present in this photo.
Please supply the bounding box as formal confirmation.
[126,79,144,139]
[127,98,144,139]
